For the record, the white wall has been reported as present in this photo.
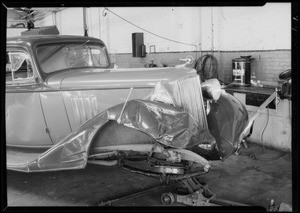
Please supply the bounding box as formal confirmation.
[217,3,291,51]
[35,3,291,53]
[7,28,26,37]
[7,10,27,37]
[99,7,203,53]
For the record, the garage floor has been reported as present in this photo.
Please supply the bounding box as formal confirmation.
[6,142,292,209]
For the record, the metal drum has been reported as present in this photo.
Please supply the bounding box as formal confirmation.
[232,56,253,86]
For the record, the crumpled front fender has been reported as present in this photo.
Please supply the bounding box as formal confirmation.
[8,99,212,172]
[206,91,249,159]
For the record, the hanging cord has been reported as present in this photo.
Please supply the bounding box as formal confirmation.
[254,107,287,161]
[104,7,197,48]
[103,7,198,60]
[260,107,270,153]
[83,7,88,36]
[194,54,219,82]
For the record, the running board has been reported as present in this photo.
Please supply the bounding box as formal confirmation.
[6,147,48,172]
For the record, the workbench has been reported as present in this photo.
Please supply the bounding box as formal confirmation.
[224,85,291,151]
[225,85,276,95]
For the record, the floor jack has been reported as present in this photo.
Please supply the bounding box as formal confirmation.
[161,178,292,211]
[98,177,248,207]
[161,177,249,207]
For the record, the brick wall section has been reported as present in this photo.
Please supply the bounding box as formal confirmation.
[218,50,292,85]
[114,50,291,86]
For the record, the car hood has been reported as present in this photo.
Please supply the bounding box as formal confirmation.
[46,67,197,90]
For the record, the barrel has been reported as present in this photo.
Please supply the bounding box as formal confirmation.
[232,56,252,86]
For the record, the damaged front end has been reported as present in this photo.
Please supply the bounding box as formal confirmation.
[7,99,211,179]
[7,73,248,181]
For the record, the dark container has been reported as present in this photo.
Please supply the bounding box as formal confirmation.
[132,33,146,57]
[232,56,253,86]
[21,25,60,36]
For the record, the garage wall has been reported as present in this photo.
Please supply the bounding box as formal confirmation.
[36,4,291,51]
[216,4,291,51]
[34,3,291,85]
[7,9,27,37]
[114,50,291,85]
[7,28,26,37]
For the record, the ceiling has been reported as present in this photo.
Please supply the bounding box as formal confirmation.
[7,7,65,24]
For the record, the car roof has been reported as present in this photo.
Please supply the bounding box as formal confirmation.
[7,35,104,47]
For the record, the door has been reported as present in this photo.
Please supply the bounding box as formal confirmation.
[6,48,53,147]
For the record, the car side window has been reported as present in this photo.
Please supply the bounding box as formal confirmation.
[6,50,35,85]
[90,48,108,67]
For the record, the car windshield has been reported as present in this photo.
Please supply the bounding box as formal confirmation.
[36,41,109,74]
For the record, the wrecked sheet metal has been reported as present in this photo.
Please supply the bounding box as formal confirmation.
[7,99,212,172]
[206,91,249,159]
[148,75,215,147]
[149,75,209,131]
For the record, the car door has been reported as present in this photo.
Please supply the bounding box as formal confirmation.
[6,48,53,147]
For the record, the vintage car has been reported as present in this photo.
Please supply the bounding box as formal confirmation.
[6,35,249,181]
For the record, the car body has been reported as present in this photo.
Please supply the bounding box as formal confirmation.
[6,35,248,180]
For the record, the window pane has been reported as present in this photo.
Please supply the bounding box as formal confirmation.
[10,52,27,72]
[6,50,34,83]
[36,42,109,74]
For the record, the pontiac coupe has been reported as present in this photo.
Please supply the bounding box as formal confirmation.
[6,35,249,180]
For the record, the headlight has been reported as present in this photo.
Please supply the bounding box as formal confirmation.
[201,79,222,101]
[198,143,214,151]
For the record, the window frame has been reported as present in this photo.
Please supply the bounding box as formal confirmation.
[34,41,110,76]
[6,48,37,86]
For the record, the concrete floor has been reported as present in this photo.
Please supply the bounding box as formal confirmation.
[6,142,292,209]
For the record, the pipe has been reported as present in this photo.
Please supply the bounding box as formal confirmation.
[211,7,214,54]
[83,7,88,36]
[122,164,161,178]
[211,198,249,206]
[87,160,117,166]
[121,163,208,181]
[11,23,26,28]
[117,87,134,123]
[241,91,277,139]
[169,170,208,181]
